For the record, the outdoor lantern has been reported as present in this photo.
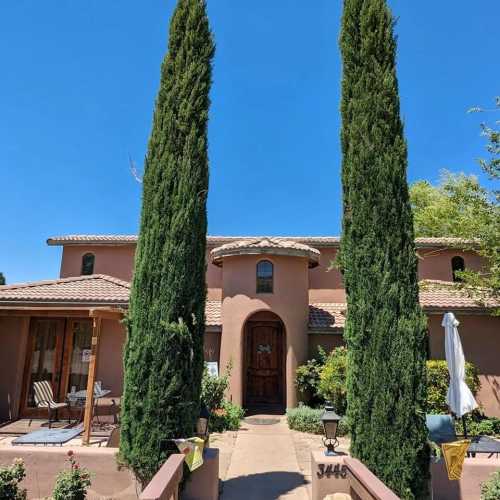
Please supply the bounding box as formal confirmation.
[196,404,211,443]
[320,401,341,456]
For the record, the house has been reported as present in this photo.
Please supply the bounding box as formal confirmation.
[0,234,498,423]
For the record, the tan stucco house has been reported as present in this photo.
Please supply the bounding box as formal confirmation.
[0,234,498,423]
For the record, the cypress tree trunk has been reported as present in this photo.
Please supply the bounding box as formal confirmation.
[340,1,429,498]
[120,0,214,484]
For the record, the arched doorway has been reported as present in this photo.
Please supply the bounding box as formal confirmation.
[243,311,285,412]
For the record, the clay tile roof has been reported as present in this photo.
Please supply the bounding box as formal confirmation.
[0,275,130,305]
[309,303,346,331]
[211,237,321,268]
[47,234,475,249]
[419,280,498,311]
[47,235,138,245]
[205,300,221,327]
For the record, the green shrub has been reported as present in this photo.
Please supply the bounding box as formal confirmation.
[295,347,327,406]
[0,458,26,499]
[286,404,349,436]
[318,347,348,415]
[456,416,500,437]
[52,450,91,500]
[481,471,500,500]
[209,401,245,433]
[201,361,232,412]
[426,360,480,414]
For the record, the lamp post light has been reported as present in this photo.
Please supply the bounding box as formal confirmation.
[320,401,341,456]
[196,404,211,446]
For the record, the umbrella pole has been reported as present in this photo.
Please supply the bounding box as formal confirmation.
[462,415,468,439]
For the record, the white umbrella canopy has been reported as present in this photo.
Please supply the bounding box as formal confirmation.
[442,312,478,418]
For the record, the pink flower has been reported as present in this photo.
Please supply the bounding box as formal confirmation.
[67,450,74,457]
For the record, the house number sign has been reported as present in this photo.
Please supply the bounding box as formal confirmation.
[317,463,347,479]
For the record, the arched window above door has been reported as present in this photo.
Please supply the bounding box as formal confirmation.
[451,256,465,282]
[256,260,273,293]
[81,253,95,276]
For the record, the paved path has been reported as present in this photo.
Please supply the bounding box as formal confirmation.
[221,416,309,500]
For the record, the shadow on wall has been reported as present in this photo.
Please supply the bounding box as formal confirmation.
[222,471,306,499]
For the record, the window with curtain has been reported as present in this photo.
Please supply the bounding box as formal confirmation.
[256,260,273,293]
[81,253,95,275]
[451,256,465,282]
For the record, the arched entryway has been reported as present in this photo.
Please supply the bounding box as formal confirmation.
[243,311,286,412]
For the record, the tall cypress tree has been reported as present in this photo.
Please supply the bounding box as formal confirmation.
[340,1,429,498]
[120,0,214,484]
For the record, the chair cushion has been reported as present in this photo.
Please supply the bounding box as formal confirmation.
[426,414,457,444]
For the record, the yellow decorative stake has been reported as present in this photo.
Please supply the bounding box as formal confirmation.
[442,440,470,480]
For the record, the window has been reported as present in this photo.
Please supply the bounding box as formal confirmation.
[451,256,465,282]
[256,260,273,293]
[81,253,95,275]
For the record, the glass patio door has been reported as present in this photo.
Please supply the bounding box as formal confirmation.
[21,318,66,417]
[20,318,93,418]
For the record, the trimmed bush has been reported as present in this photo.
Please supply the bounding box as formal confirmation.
[481,471,500,500]
[286,404,349,436]
[318,347,348,415]
[427,360,480,414]
[201,362,232,412]
[209,401,245,433]
[456,416,500,437]
[0,458,26,499]
[295,347,327,406]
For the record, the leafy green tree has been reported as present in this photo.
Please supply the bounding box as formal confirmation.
[0,273,5,285]
[119,0,214,484]
[339,0,429,497]
[410,171,499,311]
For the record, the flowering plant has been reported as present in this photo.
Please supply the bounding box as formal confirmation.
[0,458,27,499]
[52,450,91,500]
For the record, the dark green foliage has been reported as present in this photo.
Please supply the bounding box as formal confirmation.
[0,459,26,499]
[0,273,5,285]
[119,0,214,484]
[286,405,350,437]
[426,360,480,414]
[340,0,429,497]
[295,347,327,406]
[457,416,500,437]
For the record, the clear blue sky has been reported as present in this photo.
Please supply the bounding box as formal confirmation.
[0,1,498,283]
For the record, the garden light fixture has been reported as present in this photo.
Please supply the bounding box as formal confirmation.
[321,401,341,456]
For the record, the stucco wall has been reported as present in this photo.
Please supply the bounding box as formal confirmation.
[219,254,309,408]
[417,248,484,282]
[308,333,345,358]
[60,245,135,281]
[96,319,126,397]
[308,248,346,303]
[0,317,29,422]
[428,313,500,417]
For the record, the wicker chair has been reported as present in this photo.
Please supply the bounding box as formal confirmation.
[33,380,70,428]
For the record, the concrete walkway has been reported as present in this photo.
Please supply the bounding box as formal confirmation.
[221,416,309,500]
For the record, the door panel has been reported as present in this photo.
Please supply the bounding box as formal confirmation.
[245,321,284,408]
[20,319,65,417]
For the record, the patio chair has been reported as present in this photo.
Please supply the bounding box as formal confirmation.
[426,414,458,445]
[33,380,70,428]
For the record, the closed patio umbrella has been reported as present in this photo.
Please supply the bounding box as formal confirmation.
[442,312,478,437]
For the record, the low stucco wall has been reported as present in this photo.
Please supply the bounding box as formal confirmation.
[428,313,500,417]
[0,445,136,499]
[0,317,29,422]
[431,457,500,500]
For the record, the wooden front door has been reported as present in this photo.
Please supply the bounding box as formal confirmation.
[20,318,93,418]
[244,321,284,409]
